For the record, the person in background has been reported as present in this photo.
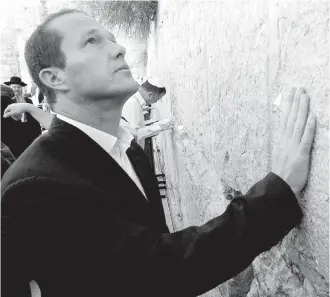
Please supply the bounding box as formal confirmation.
[122,77,174,148]
[2,77,41,157]
[5,77,30,105]
[5,77,36,122]
[1,9,316,297]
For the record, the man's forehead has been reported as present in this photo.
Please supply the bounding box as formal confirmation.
[48,12,107,37]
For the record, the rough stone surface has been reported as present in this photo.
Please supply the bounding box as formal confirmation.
[147,0,329,296]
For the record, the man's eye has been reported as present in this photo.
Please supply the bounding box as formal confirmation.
[85,37,96,45]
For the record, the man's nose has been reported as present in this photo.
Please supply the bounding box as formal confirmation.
[107,41,126,59]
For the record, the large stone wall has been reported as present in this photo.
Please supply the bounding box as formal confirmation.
[147,1,329,296]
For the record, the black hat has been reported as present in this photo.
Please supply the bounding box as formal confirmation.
[4,76,27,87]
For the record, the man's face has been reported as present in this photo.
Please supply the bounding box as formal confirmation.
[49,13,138,101]
[10,84,23,97]
[148,92,165,105]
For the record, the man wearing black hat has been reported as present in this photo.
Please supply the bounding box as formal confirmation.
[2,77,41,157]
[5,76,31,106]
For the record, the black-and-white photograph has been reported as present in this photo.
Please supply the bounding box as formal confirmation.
[1,1,329,296]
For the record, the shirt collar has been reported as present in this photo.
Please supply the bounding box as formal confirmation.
[56,113,134,154]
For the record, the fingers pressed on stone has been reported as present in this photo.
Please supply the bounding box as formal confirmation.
[293,93,310,144]
[300,113,316,155]
[279,87,296,136]
[285,88,304,139]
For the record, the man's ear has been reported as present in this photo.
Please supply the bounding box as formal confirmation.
[39,68,69,92]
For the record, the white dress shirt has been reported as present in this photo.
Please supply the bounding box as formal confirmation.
[56,113,147,198]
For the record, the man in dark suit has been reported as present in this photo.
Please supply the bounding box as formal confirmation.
[1,9,316,297]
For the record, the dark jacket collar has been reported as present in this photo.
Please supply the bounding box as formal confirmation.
[48,116,149,205]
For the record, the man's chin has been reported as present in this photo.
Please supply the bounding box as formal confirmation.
[122,79,139,96]
[102,83,139,101]
[83,79,139,101]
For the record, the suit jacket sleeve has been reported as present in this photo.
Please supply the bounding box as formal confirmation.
[2,172,302,297]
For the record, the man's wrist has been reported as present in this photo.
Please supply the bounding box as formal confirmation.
[26,104,35,114]
[270,172,298,197]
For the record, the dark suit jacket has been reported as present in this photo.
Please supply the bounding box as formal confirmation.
[1,117,302,297]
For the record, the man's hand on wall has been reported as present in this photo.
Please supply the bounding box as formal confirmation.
[272,87,316,195]
[158,118,175,130]
[136,118,175,146]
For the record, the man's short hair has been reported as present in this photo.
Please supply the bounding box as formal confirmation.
[140,80,166,96]
[24,9,85,105]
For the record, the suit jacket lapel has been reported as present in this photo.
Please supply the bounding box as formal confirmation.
[127,141,168,232]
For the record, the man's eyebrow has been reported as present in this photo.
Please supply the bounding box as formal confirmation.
[83,29,116,40]
[84,29,100,37]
